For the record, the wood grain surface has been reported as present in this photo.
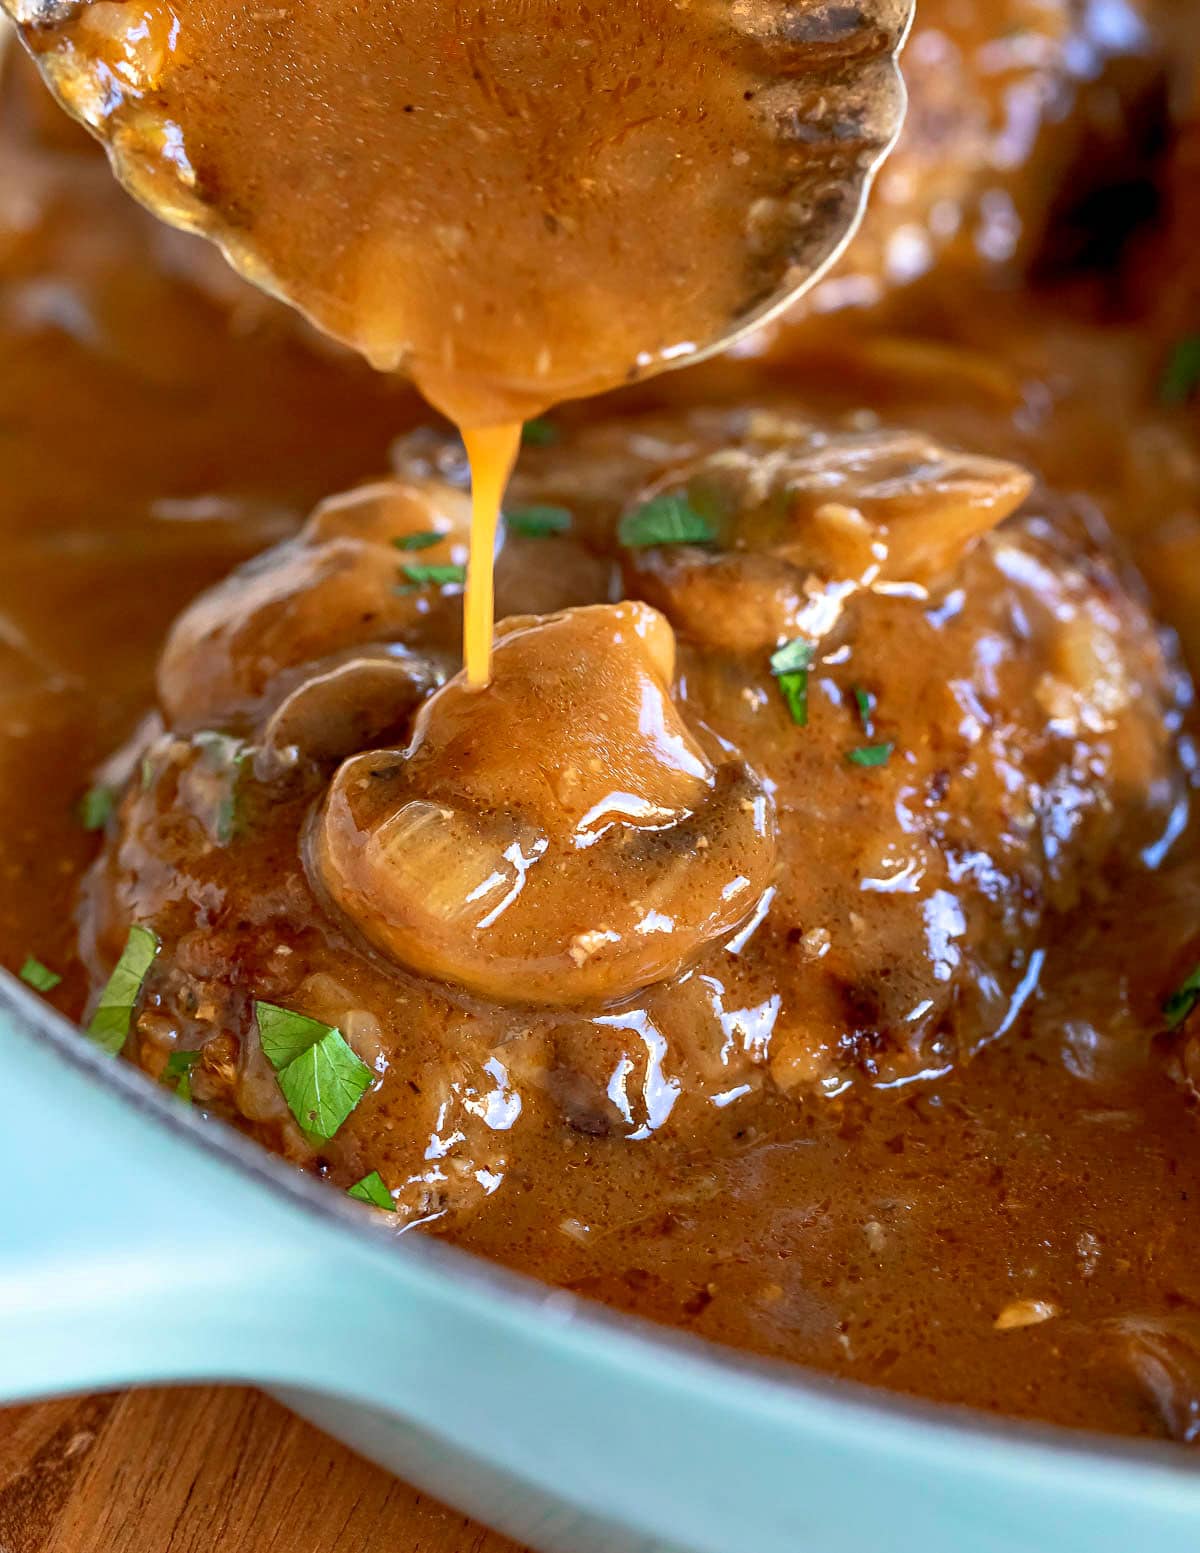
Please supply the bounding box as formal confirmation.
[0,1388,531,1553]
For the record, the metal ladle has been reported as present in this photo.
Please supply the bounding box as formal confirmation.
[4,0,912,421]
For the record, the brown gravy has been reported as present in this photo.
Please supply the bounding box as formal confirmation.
[2,5,1200,1451]
[11,0,907,424]
[9,0,908,687]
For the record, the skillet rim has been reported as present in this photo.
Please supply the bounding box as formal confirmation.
[3,965,1199,1488]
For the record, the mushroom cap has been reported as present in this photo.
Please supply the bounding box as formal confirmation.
[257,642,450,775]
[310,602,777,1005]
[624,419,1033,653]
[158,479,471,729]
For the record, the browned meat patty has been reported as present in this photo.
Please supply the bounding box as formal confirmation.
[79,403,1190,1228]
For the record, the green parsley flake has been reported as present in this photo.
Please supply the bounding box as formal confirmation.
[505,504,572,538]
[256,1001,338,1070]
[19,956,61,993]
[1160,338,1200,407]
[1164,964,1200,1030]
[618,494,717,549]
[87,925,159,1055]
[399,562,466,588]
[521,418,558,447]
[847,742,894,768]
[278,1029,373,1141]
[194,729,244,764]
[347,1170,395,1211]
[163,1048,202,1103]
[769,639,814,676]
[254,1000,373,1140]
[79,784,115,832]
[775,673,809,726]
[194,730,251,845]
[853,685,875,737]
[769,639,814,727]
[393,530,443,551]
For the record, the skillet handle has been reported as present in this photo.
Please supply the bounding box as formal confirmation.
[6,990,1197,1553]
[0,988,351,1404]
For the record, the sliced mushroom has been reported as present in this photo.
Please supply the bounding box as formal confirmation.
[623,417,1033,653]
[1111,1316,1200,1444]
[309,602,778,1006]
[157,477,472,729]
[157,472,620,730]
[257,642,450,774]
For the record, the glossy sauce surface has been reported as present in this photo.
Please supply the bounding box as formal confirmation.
[2,3,1200,1453]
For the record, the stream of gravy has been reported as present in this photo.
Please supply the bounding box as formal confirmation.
[462,423,524,686]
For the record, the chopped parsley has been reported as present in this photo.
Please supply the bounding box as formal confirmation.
[505,504,571,538]
[19,956,61,993]
[87,924,159,1055]
[78,784,116,832]
[769,639,815,727]
[618,493,717,549]
[194,730,252,845]
[1160,337,1200,407]
[1164,964,1200,1030]
[521,417,558,447]
[847,742,894,768]
[770,639,814,675]
[254,1000,373,1141]
[194,729,244,764]
[347,1170,395,1211]
[256,1001,337,1069]
[853,685,875,737]
[278,1031,373,1141]
[399,562,466,588]
[163,1048,202,1103]
[393,530,443,551]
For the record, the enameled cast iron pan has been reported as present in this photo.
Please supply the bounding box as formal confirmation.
[2,973,1198,1553]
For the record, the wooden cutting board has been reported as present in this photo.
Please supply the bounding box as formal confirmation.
[0,1387,532,1553]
